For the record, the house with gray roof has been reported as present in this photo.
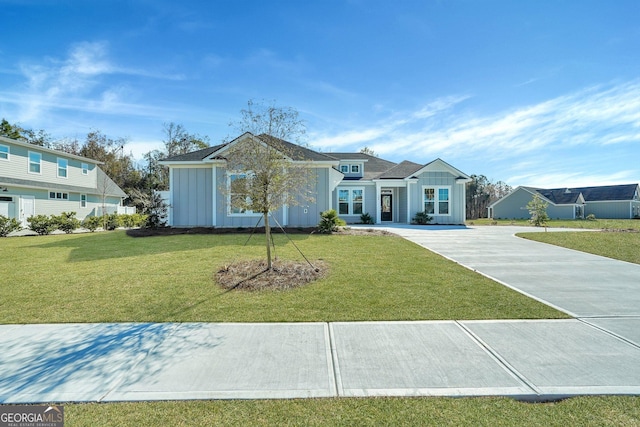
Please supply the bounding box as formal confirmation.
[488,184,640,220]
[0,135,128,227]
[159,132,471,227]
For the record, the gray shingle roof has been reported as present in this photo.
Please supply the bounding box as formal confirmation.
[160,143,229,162]
[536,188,582,204]
[161,134,337,163]
[0,167,126,198]
[376,160,423,179]
[255,134,337,162]
[326,153,397,179]
[569,184,639,201]
[537,184,639,203]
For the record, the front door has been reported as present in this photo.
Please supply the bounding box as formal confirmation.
[20,196,35,227]
[381,194,393,222]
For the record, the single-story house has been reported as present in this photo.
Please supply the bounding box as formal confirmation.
[0,135,128,226]
[488,184,640,220]
[159,132,471,227]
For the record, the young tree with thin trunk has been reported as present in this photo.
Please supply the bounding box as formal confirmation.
[224,100,314,270]
[527,193,550,226]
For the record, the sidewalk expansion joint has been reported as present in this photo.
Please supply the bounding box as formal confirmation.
[455,321,541,397]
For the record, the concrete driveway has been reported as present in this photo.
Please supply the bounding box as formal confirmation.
[378,225,640,318]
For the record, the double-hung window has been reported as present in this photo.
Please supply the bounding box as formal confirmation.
[423,186,450,215]
[57,158,68,178]
[228,173,256,215]
[82,163,89,175]
[29,151,41,174]
[0,144,8,160]
[337,187,364,215]
[80,194,87,208]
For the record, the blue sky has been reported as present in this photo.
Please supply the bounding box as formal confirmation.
[1,0,639,188]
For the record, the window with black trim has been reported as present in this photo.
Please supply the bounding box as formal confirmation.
[49,191,69,200]
[337,187,364,215]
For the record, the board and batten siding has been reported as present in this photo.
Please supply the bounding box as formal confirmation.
[331,182,376,224]
[410,171,465,225]
[287,168,329,227]
[586,201,635,219]
[491,188,533,219]
[171,167,213,227]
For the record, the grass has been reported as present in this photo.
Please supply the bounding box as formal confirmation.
[65,396,640,426]
[468,218,640,231]
[5,229,638,425]
[0,230,566,323]
[518,230,640,265]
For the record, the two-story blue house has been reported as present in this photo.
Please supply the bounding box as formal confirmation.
[0,135,127,227]
[159,132,470,227]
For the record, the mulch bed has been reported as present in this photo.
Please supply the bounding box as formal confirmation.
[216,259,328,291]
[126,226,395,237]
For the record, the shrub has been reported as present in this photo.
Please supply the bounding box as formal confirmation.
[317,209,346,234]
[119,213,146,228]
[27,215,57,235]
[412,211,433,225]
[144,192,169,229]
[53,211,80,234]
[82,216,102,232]
[0,215,21,237]
[360,212,374,224]
[119,214,135,228]
[586,214,597,221]
[105,213,120,230]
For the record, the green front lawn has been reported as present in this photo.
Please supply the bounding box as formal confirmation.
[518,230,640,265]
[468,218,640,231]
[66,396,640,427]
[0,230,566,323]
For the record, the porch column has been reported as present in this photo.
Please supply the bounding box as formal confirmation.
[211,165,217,227]
[406,181,412,223]
[375,181,382,224]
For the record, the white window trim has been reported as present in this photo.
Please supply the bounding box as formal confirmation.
[0,144,9,161]
[422,185,452,216]
[82,162,89,175]
[57,157,68,179]
[339,163,363,175]
[337,186,365,216]
[226,172,260,216]
[28,151,42,175]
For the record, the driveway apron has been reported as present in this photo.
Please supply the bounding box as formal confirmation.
[379,225,640,319]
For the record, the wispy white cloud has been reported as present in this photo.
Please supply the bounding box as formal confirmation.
[311,80,640,186]
[7,41,184,122]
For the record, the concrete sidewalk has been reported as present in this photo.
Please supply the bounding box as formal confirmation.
[1,319,640,403]
[2,225,640,403]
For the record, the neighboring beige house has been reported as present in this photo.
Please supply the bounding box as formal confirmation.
[488,184,640,220]
[0,135,127,226]
[159,132,472,227]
